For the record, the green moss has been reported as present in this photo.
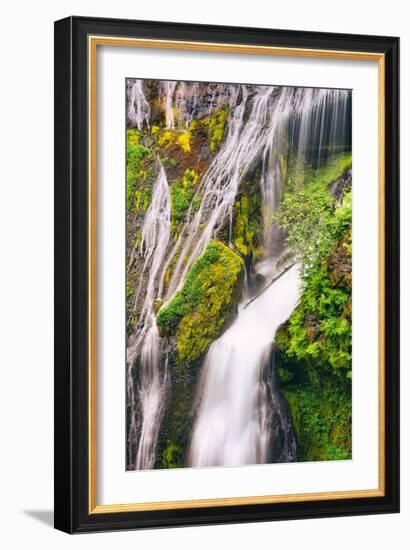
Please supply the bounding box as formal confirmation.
[157,241,244,363]
[233,192,261,258]
[275,222,352,461]
[177,131,192,153]
[161,441,183,468]
[133,190,142,213]
[157,128,192,154]
[277,327,352,462]
[208,108,229,152]
[192,195,201,212]
[285,151,352,194]
[126,283,133,300]
[182,168,199,187]
[170,169,201,232]
[154,241,243,463]
[142,186,153,212]
[126,129,151,211]
[158,130,175,148]
[312,152,352,188]
[281,377,351,461]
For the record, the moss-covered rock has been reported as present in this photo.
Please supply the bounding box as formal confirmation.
[278,366,352,461]
[284,151,353,194]
[208,107,229,152]
[233,192,262,258]
[170,169,201,234]
[157,241,244,363]
[276,338,352,462]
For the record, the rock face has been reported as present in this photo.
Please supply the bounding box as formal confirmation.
[127,80,241,129]
[330,168,352,203]
[328,227,352,293]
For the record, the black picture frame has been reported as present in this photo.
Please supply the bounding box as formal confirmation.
[54,15,400,534]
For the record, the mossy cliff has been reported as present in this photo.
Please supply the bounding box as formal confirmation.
[126,86,244,469]
[126,92,227,325]
[126,81,353,469]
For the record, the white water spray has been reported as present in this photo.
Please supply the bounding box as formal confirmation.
[127,160,171,470]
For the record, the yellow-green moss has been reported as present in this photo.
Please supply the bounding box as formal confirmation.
[285,151,352,193]
[157,129,192,154]
[158,130,175,148]
[208,108,229,152]
[157,241,244,363]
[170,169,201,232]
[142,186,153,212]
[177,131,192,153]
[161,441,182,469]
[126,129,151,211]
[233,192,261,258]
[275,223,352,461]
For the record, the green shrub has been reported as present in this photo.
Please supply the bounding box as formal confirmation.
[274,153,353,460]
[275,154,352,281]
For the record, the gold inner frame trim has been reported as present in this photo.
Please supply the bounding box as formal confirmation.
[88,35,386,514]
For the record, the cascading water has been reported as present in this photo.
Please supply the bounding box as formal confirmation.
[127,159,171,470]
[290,87,351,169]
[162,81,177,128]
[160,86,290,300]
[126,79,351,469]
[127,79,151,131]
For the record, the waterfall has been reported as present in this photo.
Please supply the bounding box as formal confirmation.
[160,86,283,300]
[127,79,151,131]
[290,88,351,168]
[159,86,350,302]
[189,264,301,467]
[127,160,171,470]
[162,81,177,128]
[126,80,351,469]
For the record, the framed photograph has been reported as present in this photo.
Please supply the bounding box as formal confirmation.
[54,16,399,533]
